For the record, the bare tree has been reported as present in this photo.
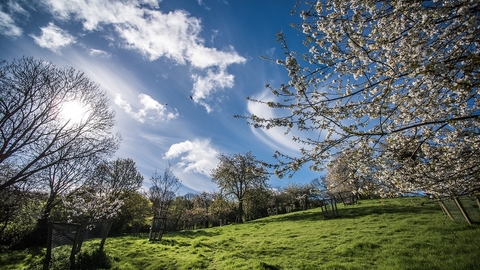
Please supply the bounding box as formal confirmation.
[148,162,181,240]
[0,57,119,192]
[25,155,98,246]
[38,156,97,223]
[211,152,269,223]
[92,158,144,199]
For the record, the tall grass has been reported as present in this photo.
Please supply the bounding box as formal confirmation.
[1,197,479,269]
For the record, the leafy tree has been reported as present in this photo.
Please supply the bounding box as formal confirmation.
[239,1,480,197]
[211,152,269,223]
[110,191,152,235]
[0,57,119,192]
[181,194,206,229]
[209,191,235,225]
[243,186,272,220]
[195,191,213,227]
[0,188,44,248]
[167,195,193,231]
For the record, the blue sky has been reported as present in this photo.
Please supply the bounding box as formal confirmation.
[0,0,321,194]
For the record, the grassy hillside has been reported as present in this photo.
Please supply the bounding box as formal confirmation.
[2,197,480,269]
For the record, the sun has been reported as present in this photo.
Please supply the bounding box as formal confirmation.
[58,100,90,124]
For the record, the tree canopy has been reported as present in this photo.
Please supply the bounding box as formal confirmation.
[211,152,269,222]
[239,0,480,196]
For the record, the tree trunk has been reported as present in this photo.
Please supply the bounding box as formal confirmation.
[237,201,243,223]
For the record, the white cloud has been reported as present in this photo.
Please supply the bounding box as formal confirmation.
[0,10,22,36]
[188,45,246,69]
[114,93,179,123]
[164,139,219,177]
[30,22,76,53]
[191,68,235,113]
[89,48,111,58]
[41,0,246,111]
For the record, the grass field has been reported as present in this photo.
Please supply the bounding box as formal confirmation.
[2,197,480,269]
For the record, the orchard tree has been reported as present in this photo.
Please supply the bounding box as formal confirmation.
[0,57,119,192]
[239,1,480,197]
[326,150,383,198]
[324,151,360,195]
[281,182,312,210]
[62,186,123,226]
[211,152,269,223]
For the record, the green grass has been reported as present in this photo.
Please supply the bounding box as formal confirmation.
[2,197,480,269]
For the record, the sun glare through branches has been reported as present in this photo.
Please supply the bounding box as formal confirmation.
[58,100,90,125]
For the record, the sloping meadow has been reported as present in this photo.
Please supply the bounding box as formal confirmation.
[2,197,480,269]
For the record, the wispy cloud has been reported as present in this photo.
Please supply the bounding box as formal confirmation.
[247,89,307,155]
[41,0,246,112]
[0,10,22,37]
[30,22,75,53]
[114,93,179,123]
[6,1,29,17]
[0,0,30,37]
[266,47,276,56]
[164,139,219,177]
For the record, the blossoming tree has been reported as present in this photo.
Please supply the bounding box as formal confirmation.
[239,0,480,196]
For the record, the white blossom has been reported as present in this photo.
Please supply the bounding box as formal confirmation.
[243,0,480,197]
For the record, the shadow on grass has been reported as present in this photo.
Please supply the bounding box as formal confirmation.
[338,201,441,219]
[259,261,281,270]
[253,199,442,224]
[0,247,45,269]
[173,229,221,239]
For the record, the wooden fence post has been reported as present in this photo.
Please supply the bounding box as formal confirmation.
[454,197,472,225]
